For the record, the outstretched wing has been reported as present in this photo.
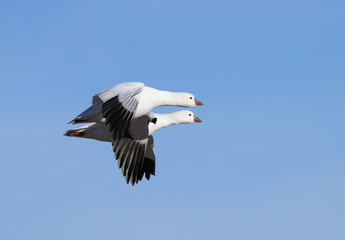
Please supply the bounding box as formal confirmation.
[69,82,144,125]
[101,82,144,139]
[112,114,151,185]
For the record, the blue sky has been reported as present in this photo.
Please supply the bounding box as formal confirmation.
[1,1,345,239]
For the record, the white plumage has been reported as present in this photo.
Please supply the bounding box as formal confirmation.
[66,82,203,185]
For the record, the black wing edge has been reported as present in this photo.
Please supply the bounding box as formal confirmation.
[102,96,135,139]
[112,138,154,186]
[138,157,155,181]
[103,96,156,185]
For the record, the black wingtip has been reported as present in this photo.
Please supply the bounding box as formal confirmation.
[63,130,71,136]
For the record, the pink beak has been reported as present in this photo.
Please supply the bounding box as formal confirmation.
[195,98,204,106]
[194,115,202,123]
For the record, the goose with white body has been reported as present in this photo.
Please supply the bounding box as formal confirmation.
[65,110,202,184]
[69,82,203,140]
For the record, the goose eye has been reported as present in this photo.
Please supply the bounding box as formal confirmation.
[189,114,191,116]
[190,97,193,99]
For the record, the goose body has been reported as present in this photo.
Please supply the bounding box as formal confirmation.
[67,82,203,185]
[65,110,202,185]
[69,82,203,132]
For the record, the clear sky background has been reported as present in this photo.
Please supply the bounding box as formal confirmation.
[1,1,344,239]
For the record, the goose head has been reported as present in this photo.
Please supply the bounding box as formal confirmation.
[177,93,204,107]
[174,110,202,124]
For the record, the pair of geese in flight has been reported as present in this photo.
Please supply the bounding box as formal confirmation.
[65,82,203,185]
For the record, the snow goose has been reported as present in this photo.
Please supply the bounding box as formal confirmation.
[65,110,202,185]
[68,82,203,141]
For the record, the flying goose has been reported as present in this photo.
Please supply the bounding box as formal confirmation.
[65,110,202,185]
[68,82,203,140]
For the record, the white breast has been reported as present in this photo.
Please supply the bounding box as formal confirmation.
[134,87,161,117]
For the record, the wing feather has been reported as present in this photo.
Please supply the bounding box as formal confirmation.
[111,115,153,185]
[102,84,143,140]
